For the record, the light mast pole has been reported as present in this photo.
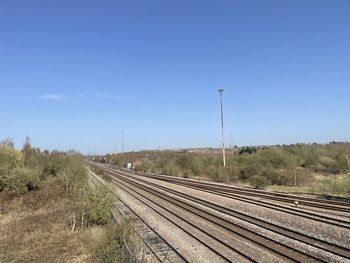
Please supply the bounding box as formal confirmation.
[218,89,226,167]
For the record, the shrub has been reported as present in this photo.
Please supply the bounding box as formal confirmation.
[176,155,193,170]
[183,169,194,178]
[135,160,155,172]
[0,146,40,193]
[0,177,5,191]
[224,165,239,183]
[260,148,295,169]
[4,168,39,193]
[249,175,270,189]
[262,168,294,186]
[79,186,116,226]
[204,165,228,182]
[293,168,315,187]
[205,165,221,181]
[0,145,23,171]
[301,150,321,168]
[313,175,350,196]
[166,166,181,177]
[238,163,261,181]
[42,159,61,177]
[92,167,112,182]
[57,157,87,193]
[90,220,136,263]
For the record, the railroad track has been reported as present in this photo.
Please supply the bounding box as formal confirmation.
[90,168,255,262]
[98,163,350,228]
[91,163,350,263]
[134,170,350,213]
[88,169,187,263]
[131,170,350,228]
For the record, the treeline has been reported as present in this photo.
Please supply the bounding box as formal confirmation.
[0,137,115,226]
[103,142,350,196]
[0,137,86,194]
[0,137,136,262]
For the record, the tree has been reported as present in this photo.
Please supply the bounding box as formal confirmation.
[1,138,15,148]
[176,155,193,170]
[22,136,33,166]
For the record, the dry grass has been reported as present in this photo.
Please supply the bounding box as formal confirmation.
[267,173,350,198]
[0,178,93,263]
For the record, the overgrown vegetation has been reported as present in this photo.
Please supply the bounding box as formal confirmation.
[90,220,138,263]
[105,142,350,195]
[74,186,116,228]
[92,166,112,182]
[0,179,91,262]
[0,137,87,195]
[0,137,135,262]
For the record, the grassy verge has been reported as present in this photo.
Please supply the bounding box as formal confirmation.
[90,219,138,263]
[267,174,350,199]
[0,141,139,262]
[0,178,91,262]
[267,185,314,194]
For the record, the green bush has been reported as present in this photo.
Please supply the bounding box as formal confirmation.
[260,148,295,169]
[0,146,40,193]
[249,175,270,189]
[4,168,39,193]
[42,159,61,177]
[57,157,87,193]
[176,155,193,170]
[0,145,23,171]
[90,220,136,263]
[183,169,194,178]
[80,187,116,226]
[313,175,350,196]
[238,162,261,181]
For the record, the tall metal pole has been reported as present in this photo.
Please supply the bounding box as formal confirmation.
[218,89,226,167]
[122,131,125,165]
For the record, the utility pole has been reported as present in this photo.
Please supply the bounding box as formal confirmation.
[218,89,226,167]
[122,131,125,166]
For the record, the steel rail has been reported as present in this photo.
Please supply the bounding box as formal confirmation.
[88,170,188,263]
[97,166,337,263]
[133,174,350,228]
[96,165,350,261]
[134,170,350,212]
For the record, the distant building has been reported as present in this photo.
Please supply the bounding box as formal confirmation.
[124,162,133,169]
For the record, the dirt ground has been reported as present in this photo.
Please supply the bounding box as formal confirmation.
[0,178,95,263]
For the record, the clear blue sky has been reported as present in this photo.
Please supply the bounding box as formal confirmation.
[1,1,349,154]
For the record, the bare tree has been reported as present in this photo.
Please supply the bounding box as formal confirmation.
[1,138,15,148]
